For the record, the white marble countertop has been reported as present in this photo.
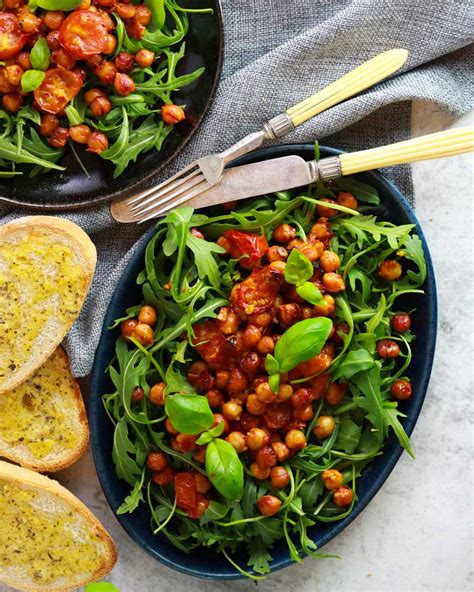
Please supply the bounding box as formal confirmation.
[2,101,472,592]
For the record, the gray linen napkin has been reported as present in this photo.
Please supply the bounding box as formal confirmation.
[1,0,473,376]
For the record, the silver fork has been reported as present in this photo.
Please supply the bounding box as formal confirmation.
[122,49,408,223]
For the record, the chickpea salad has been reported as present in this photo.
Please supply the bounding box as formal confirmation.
[103,171,427,578]
[0,0,211,178]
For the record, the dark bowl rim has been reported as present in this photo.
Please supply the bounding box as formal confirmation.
[89,142,438,579]
[0,0,225,211]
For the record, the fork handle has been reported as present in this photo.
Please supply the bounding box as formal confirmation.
[286,49,408,127]
[337,127,474,175]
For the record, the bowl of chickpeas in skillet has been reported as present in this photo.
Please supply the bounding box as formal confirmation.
[89,144,437,579]
[0,0,223,208]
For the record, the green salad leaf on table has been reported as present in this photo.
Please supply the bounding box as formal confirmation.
[103,166,426,578]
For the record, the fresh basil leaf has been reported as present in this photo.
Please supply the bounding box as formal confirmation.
[264,353,280,375]
[165,394,213,435]
[195,431,213,446]
[274,317,333,373]
[268,373,280,394]
[21,70,45,93]
[85,584,120,592]
[30,38,50,70]
[206,438,244,500]
[36,0,81,9]
[208,420,225,438]
[296,281,324,305]
[334,176,380,205]
[284,248,313,285]
[332,349,374,380]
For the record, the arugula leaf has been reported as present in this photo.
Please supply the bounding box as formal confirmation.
[247,538,272,575]
[112,418,143,486]
[334,176,380,205]
[335,216,414,249]
[398,234,427,287]
[332,349,375,380]
[335,419,362,454]
[186,233,226,289]
[352,364,385,447]
[384,406,415,458]
[200,499,230,525]
[117,468,145,514]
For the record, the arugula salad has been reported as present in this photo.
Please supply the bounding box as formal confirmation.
[0,0,211,178]
[103,173,426,578]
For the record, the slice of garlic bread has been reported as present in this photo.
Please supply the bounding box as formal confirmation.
[0,346,89,472]
[0,216,96,394]
[0,460,117,591]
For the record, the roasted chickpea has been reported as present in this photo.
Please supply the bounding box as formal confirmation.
[193,446,206,464]
[377,339,400,359]
[132,322,154,346]
[332,321,350,345]
[146,452,167,472]
[45,30,60,50]
[89,96,112,117]
[69,124,91,144]
[16,52,31,70]
[313,415,335,440]
[256,444,277,468]
[269,260,286,273]
[222,400,242,421]
[194,497,210,518]
[337,191,358,210]
[391,313,411,333]
[242,324,262,348]
[135,48,155,67]
[271,441,290,462]
[115,2,136,18]
[217,307,239,335]
[18,12,41,33]
[293,405,313,421]
[135,4,152,25]
[390,379,412,400]
[299,241,324,262]
[285,429,306,450]
[248,312,272,328]
[212,413,229,434]
[2,94,22,113]
[165,417,178,435]
[138,305,157,326]
[256,336,274,354]
[310,217,332,240]
[322,272,345,293]
[205,388,224,408]
[114,72,136,96]
[43,10,64,30]
[313,294,336,316]
[94,0,114,6]
[320,250,341,272]
[276,383,293,402]
[310,372,330,399]
[255,381,277,404]
[195,473,211,494]
[161,103,186,125]
[48,126,69,148]
[84,88,106,105]
[226,431,247,453]
[322,469,344,491]
[246,427,269,451]
[5,65,23,86]
[246,394,266,416]
[151,466,174,486]
[378,259,402,281]
[215,370,230,389]
[227,367,248,395]
[325,382,347,406]
[114,51,135,73]
[333,485,353,508]
[131,386,144,404]
[103,34,117,55]
[149,382,166,405]
[126,18,145,39]
[270,466,290,489]
[175,433,198,452]
[87,130,109,153]
[120,318,138,340]
[273,223,296,243]
[267,245,288,262]
[95,60,117,84]
[317,198,339,218]
[188,361,214,392]
[258,494,282,516]
[291,388,313,408]
[278,303,303,327]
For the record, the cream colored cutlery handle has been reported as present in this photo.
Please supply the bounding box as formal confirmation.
[286,49,408,127]
[339,127,474,175]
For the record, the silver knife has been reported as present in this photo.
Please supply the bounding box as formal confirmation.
[110,127,474,223]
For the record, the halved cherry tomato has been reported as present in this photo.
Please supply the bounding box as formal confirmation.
[34,68,82,114]
[59,11,109,59]
[174,472,197,518]
[223,230,268,269]
[192,320,236,370]
[230,265,283,315]
[0,13,28,60]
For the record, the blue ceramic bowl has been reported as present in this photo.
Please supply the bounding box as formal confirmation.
[89,144,437,579]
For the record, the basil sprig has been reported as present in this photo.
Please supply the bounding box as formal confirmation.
[205,438,243,500]
[284,249,325,305]
[164,394,213,435]
[21,70,45,93]
[265,317,333,391]
[36,0,81,9]
[30,38,50,71]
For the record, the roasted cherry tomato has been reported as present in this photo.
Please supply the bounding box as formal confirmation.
[263,402,292,431]
[230,265,283,315]
[192,320,236,370]
[174,472,198,518]
[34,68,82,114]
[223,230,268,269]
[59,11,109,59]
[0,13,28,60]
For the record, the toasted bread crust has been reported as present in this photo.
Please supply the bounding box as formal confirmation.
[0,460,117,591]
[0,347,90,472]
[0,216,97,394]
